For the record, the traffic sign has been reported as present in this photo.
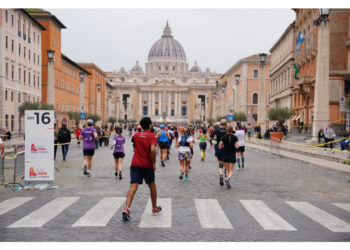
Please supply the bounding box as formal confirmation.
[80,112,86,119]
[340,97,346,112]
[227,114,234,121]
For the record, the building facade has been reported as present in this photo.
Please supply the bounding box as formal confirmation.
[293,9,350,134]
[107,22,220,124]
[0,9,45,133]
[269,22,295,128]
[224,54,271,125]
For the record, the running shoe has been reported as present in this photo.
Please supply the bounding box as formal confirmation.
[179,172,184,180]
[83,165,88,175]
[152,206,162,215]
[119,171,122,179]
[201,157,204,161]
[86,172,91,177]
[219,176,224,186]
[161,161,165,167]
[114,172,118,177]
[184,175,189,181]
[242,165,244,169]
[122,208,131,221]
[226,180,231,189]
[189,165,192,169]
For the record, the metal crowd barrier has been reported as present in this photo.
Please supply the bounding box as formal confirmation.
[0,148,25,191]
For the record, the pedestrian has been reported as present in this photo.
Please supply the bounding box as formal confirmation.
[176,127,194,180]
[318,128,325,144]
[219,124,239,189]
[235,122,246,169]
[54,123,59,160]
[95,125,100,149]
[246,123,252,139]
[122,117,161,221]
[0,136,4,157]
[210,119,227,186]
[197,128,208,161]
[74,126,82,147]
[80,119,98,177]
[111,126,125,179]
[99,126,105,147]
[156,124,170,167]
[58,123,71,161]
[104,127,111,146]
[324,123,336,154]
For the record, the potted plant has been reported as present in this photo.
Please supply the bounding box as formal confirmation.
[268,107,294,141]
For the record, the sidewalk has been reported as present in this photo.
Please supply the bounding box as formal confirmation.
[246,139,350,175]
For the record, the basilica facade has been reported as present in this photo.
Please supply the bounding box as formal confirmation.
[106,22,221,123]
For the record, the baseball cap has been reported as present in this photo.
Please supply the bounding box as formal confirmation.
[87,119,94,125]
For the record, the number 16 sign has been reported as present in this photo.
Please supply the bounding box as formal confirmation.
[25,110,54,185]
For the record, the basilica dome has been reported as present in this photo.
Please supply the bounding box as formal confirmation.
[148,21,186,61]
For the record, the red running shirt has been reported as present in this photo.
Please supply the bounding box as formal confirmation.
[131,131,157,169]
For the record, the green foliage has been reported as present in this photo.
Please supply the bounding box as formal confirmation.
[206,117,215,124]
[268,107,294,123]
[216,116,226,122]
[233,112,247,122]
[345,97,350,109]
[19,102,54,115]
[86,113,101,123]
[108,117,117,124]
[117,119,127,124]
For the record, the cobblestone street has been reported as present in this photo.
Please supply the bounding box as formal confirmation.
[1,134,350,241]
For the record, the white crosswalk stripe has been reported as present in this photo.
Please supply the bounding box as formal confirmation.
[72,197,124,227]
[333,203,350,213]
[8,197,80,228]
[194,199,233,229]
[0,197,34,216]
[286,201,350,232]
[139,198,172,228]
[240,200,297,231]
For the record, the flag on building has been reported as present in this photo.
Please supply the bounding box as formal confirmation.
[296,31,306,51]
[294,64,300,80]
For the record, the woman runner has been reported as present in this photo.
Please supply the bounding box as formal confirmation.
[218,124,239,189]
[197,128,208,161]
[176,127,194,180]
[111,126,125,179]
[80,119,98,177]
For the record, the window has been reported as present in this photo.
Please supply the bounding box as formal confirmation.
[37,55,39,65]
[34,32,35,42]
[155,109,159,116]
[5,90,8,101]
[23,70,26,84]
[11,91,13,102]
[165,66,168,71]
[252,93,258,104]
[24,47,26,58]
[33,74,35,87]
[143,106,148,116]
[34,53,35,63]
[5,36,8,49]
[5,114,8,127]
[62,79,64,88]
[61,101,64,112]
[11,65,14,79]
[158,66,161,71]
[52,38,55,47]
[37,76,39,87]
[171,109,175,116]
[19,43,21,55]
[18,93,21,103]
[11,14,14,26]
[18,68,21,82]
[181,106,187,116]
[5,63,8,78]
[253,69,259,79]
[5,10,8,22]
[173,66,175,71]
[28,72,31,85]
[29,49,31,61]
[11,39,14,52]
[57,40,59,49]
[56,79,59,87]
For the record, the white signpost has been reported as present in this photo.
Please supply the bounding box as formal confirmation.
[24,110,54,187]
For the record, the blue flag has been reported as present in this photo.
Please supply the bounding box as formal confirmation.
[296,31,306,51]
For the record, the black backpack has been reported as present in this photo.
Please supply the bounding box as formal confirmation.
[180,136,189,147]
[59,129,71,143]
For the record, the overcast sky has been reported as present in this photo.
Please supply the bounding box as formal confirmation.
[48,9,295,74]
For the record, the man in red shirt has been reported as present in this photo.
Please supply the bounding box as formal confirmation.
[122,117,161,221]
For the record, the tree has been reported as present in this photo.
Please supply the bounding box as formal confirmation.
[108,117,117,124]
[86,113,101,123]
[206,117,215,124]
[117,118,127,124]
[216,116,226,122]
[67,111,81,127]
[233,112,247,122]
[19,102,54,115]
[268,107,294,132]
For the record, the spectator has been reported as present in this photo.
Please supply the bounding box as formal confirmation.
[74,126,82,147]
[54,124,59,160]
[58,124,71,161]
[318,129,325,144]
[324,123,336,154]
[104,127,111,146]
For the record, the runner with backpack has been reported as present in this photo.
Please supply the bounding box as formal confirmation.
[176,127,194,180]
[58,123,71,161]
[156,124,171,167]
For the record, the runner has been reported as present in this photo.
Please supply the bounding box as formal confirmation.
[58,123,71,161]
[74,126,82,147]
[79,119,98,177]
[235,122,246,169]
[156,124,170,167]
[210,119,227,186]
[218,124,239,189]
[167,127,175,160]
[197,128,208,161]
[111,126,125,179]
[176,127,194,180]
[122,117,161,221]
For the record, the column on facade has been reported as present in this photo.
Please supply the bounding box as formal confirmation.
[258,63,267,133]
[242,63,248,115]
[178,92,182,117]
[159,92,162,114]
[148,91,151,116]
[168,92,171,116]
[139,92,142,117]
[175,92,178,116]
[152,92,155,116]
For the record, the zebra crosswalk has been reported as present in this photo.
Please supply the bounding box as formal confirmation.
[0,197,349,232]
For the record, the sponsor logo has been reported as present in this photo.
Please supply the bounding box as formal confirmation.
[30,144,48,153]
[29,167,37,177]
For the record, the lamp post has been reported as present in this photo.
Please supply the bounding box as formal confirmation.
[234,74,240,113]
[311,9,331,142]
[79,72,85,113]
[46,50,55,105]
[97,83,101,118]
[116,96,120,122]
[107,90,112,119]
[258,53,267,133]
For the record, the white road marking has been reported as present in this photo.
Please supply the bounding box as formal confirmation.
[286,201,350,232]
[8,197,80,228]
[194,199,233,229]
[72,197,124,227]
[139,198,171,228]
[240,200,296,231]
[333,203,350,213]
[0,197,34,216]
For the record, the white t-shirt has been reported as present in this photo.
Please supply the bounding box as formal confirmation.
[179,136,193,152]
[236,129,245,147]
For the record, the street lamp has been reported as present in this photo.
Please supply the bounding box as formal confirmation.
[314,8,330,26]
[97,83,101,91]
[79,72,85,113]
[47,50,55,62]
[46,50,55,105]
[206,97,209,103]
[258,53,267,133]
[79,72,84,81]
[259,53,267,66]
[235,74,240,84]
